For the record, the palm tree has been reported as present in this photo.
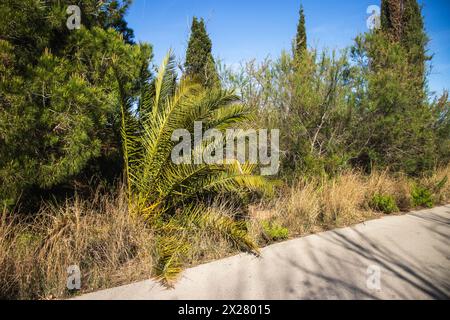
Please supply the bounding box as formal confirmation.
[118,51,272,283]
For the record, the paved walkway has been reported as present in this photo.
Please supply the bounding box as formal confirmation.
[76,205,450,300]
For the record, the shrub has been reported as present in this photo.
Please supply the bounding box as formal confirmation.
[261,221,289,241]
[411,185,434,208]
[369,194,399,214]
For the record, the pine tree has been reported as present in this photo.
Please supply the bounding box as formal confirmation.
[0,0,152,207]
[184,17,220,88]
[351,0,436,175]
[294,5,307,59]
[351,33,436,175]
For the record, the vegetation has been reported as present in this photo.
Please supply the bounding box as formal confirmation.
[294,5,307,60]
[0,0,152,208]
[119,52,272,282]
[4,165,450,299]
[220,0,447,178]
[349,0,434,175]
[261,220,289,242]
[381,0,428,86]
[184,17,220,88]
[369,194,399,214]
[0,0,449,299]
[411,185,434,208]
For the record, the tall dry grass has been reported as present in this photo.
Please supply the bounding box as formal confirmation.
[321,173,368,225]
[250,165,450,241]
[1,165,449,299]
[421,165,450,204]
[0,187,154,300]
[365,171,412,210]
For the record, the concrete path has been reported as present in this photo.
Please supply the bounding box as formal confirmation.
[76,205,450,300]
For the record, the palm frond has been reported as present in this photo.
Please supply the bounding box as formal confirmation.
[208,103,254,130]
[151,51,178,116]
[174,204,258,253]
[153,233,190,285]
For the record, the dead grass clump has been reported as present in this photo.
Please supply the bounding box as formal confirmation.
[365,171,412,211]
[281,180,321,234]
[251,172,371,240]
[321,172,368,226]
[421,165,450,205]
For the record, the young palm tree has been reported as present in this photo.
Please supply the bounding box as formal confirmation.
[118,51,273,283]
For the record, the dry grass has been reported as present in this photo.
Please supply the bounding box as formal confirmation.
[250,172,375,240]
[0,187,154,300]
[250,165,450,242]
[321,173,368,226]
[279,180,321,234]
[365,171,412,211]
[421,165,450,204]
[1,165,449,299]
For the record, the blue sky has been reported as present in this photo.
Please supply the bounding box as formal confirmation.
[127,0,450,95]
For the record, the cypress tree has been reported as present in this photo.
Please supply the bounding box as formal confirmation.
[402,0,428,84]
[184,17,219,88]
[294,5,307,59]
[381,0,404,42]
[381,0,428,84]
